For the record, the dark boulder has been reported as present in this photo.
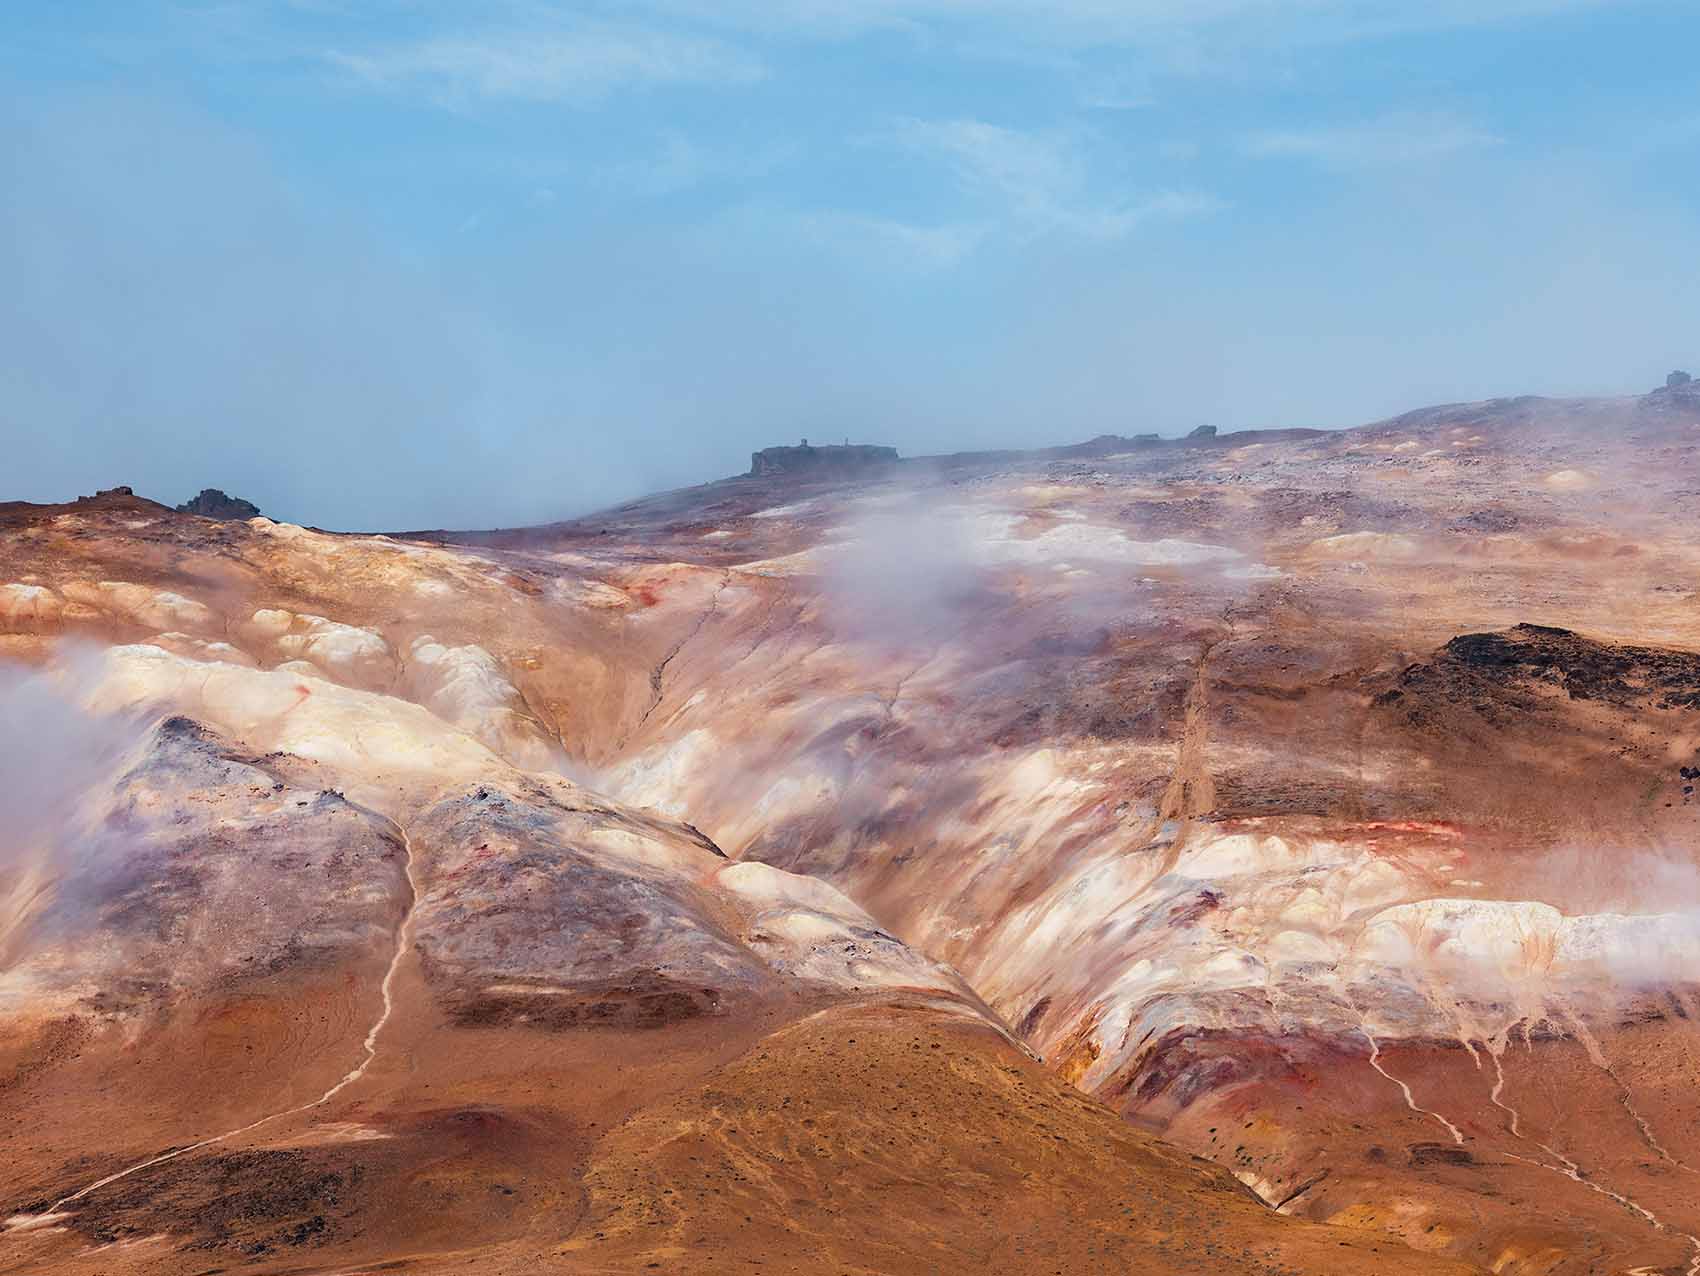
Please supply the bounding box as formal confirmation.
[1408,1142,1474,1167]
[177,488,261,520]
[749,441,900,479]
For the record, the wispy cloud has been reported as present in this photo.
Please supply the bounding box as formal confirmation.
[770,208,991,269]
[1076,67,1155,111]
[637,0,1616,54]
[596,131,797,197]
[1240,111,1505,167]
[878,116,1221,239]
[887,117,1078,205]
[328,21,763,105]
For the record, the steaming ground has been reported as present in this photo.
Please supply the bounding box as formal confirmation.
[2,382,1700,1272]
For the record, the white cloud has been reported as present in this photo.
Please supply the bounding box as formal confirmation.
[781,209,991,269]
[888,117,1078,204]
[709,201,988,269]
[1241,111,1505,166]
[637,0,1614,53]
[329,22,763,104]
[1077,68,1155,110]
[596,132,796,197]
[878,116,1221,239]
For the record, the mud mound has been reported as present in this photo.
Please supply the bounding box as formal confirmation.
[566,1006,1474,1275]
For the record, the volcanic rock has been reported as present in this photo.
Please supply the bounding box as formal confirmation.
[176,487,261,519]
[749,439,900,477]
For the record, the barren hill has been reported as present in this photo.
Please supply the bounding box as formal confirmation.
[5,384,1700,1273]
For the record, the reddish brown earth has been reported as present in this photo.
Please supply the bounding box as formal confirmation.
[4,381,1700,1273]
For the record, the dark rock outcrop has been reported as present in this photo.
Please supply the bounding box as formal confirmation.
[749,441,900,479]
[73,486,136,502]
[1067,433,1160,454]
[177,488,261,520]
[1187,425,1218,440]
[1373,622,1700,719]
[1669,370,1693,389]
[1409,1143,1474,1167]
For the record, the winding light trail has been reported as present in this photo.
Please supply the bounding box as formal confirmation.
[1483,1013,1700,1276]
[1487,1044,1522,1138]
[1551,1002,1700,1179]
[1357,1021,1465,1145]
[1498,1148,1700,1276]
[8,827,421,1231]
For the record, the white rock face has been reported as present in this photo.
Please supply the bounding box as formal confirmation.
[718,859,877,923]
[246,609,396,687]
[142,633,258,667]
[607,728,717,817]
[87,644,500,792]
[1349,898,1700,993]
[717,860,978,999]
[1351,898,1566,979]
[247,608,296,639]
[60,581,217,631]
[952,813,1700,1094]
[0,584,62,628]
[403,636,558,769]
[1555,911,1700,984]
[970,513,1246,570]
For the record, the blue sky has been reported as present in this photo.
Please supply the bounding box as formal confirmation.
[3,1,1697,528]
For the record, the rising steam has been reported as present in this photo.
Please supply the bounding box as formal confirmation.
[0,653,135,968]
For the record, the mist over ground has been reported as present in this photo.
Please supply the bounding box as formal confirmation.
[2,2,1697,530]
[0,654,139,966]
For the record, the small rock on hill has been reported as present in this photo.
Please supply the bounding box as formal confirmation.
[177,488,261,520]
[749,441,899,478]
